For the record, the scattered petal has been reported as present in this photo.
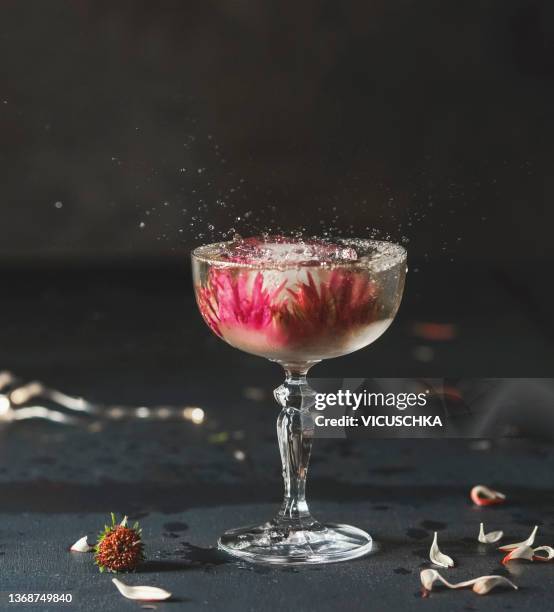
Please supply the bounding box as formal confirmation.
[420,569,517,596]
[470,485,506,506]
[420,569,435,591]
[478,522,503,544]
[421,569,453,591]
[499,526,539,551]
[69,536,93,552]
[533,546,554,562]
[429,532,454,568]
[471,576,518,595]
[112,578,172,602]
[502,544,534,565]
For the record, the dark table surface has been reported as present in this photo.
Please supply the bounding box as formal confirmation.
[1,262,553,611]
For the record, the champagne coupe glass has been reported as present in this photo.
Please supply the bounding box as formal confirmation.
[192,236,407,565]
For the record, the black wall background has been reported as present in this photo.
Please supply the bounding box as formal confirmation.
[1,0,553,265]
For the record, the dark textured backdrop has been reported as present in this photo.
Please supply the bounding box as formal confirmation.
[1,0,553,263]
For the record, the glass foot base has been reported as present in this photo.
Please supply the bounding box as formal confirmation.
[218,520,372,565]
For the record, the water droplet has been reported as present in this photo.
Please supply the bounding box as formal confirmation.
[54,201,63,209]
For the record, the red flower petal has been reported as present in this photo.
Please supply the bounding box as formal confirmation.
[470,485,506,506]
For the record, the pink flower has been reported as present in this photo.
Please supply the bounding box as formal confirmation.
[196,267,378,351]
[196,269,286,338]
[279,270,378,343]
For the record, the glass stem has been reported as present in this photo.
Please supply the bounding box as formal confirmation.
[274,366,318,526]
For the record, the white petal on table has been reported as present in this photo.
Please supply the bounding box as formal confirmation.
[499,525,538,551]
[471,575,518,595]
[533,546,554,562]
[69,536,93,553]
[478,522,503,544]
[112,578,172,602]
[429,532,454,568]
[502,544,535,564]
[421,569,517,596]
